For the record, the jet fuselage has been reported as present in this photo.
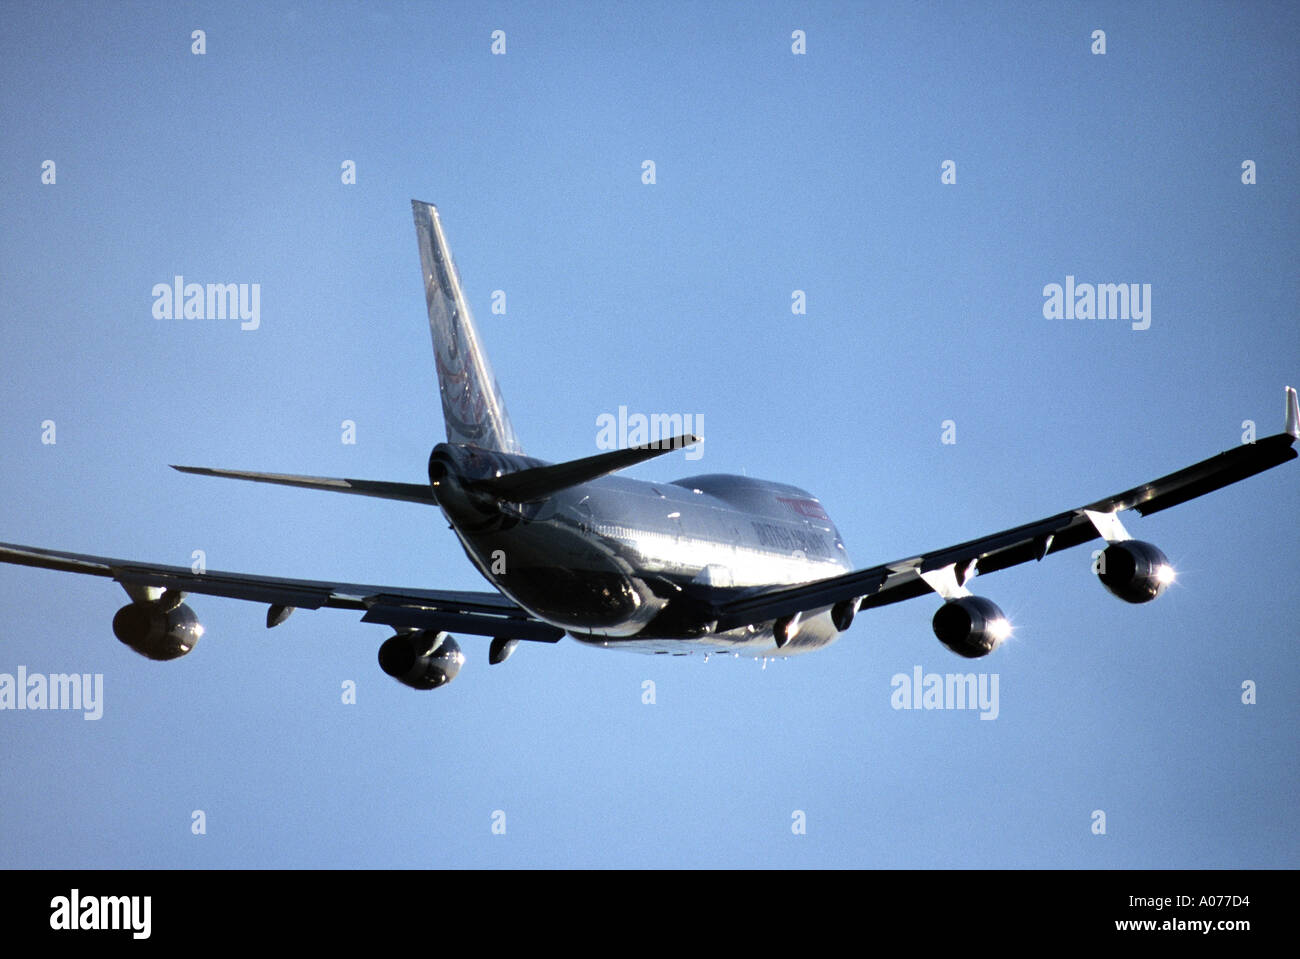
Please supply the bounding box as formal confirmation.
[429,442,852,656]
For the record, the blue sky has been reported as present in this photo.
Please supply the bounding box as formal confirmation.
[0,0,1296,868]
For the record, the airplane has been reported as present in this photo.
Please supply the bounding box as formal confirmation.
[2,200,1296,690]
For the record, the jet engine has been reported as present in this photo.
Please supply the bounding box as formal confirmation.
[932,596,1011,658]
[378,630,465,689]
[1096,540,1174,604]
[112,597,204,660]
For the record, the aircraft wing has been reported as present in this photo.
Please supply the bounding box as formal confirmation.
[0,542,564,641]
[712,387,1299,631]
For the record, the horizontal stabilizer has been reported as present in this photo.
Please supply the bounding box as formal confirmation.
[172,466,436,504]
[472,435,701,502]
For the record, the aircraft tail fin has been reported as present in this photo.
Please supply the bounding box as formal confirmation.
[412,200,523,455]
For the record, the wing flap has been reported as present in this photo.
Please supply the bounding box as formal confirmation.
[362,605,563,641]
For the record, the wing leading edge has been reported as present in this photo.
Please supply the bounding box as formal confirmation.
[712,387,1299,631]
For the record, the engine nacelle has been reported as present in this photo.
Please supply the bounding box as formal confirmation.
[378,630,464,689]
[112,600,204,660]
[932,596,1010,658]
[1096,540,1174,604]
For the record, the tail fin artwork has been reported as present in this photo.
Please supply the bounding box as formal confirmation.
[412,200,523,454]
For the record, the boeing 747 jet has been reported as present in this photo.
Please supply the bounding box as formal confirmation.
[2,201,1295,689]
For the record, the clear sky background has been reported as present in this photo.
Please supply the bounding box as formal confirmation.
[1,1,1296,868]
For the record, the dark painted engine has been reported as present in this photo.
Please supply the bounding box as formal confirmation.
[1096,540,1173,604]
[932,595,1010,658]
[112,597,203,660]
[378,630,465,689]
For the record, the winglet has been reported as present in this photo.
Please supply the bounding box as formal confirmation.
[1285,386,1298,440]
